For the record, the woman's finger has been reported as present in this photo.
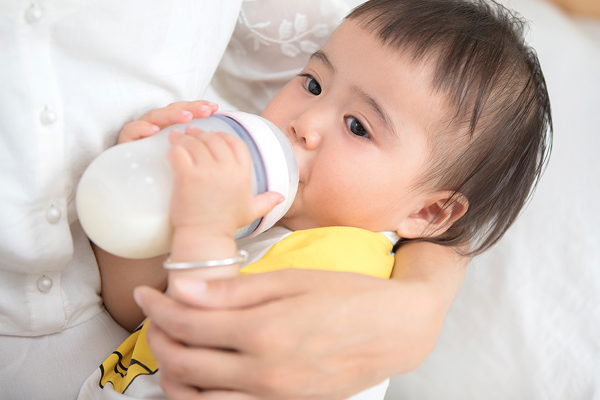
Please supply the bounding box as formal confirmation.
[146,319,251,390]
[158,269,318,310]
[159,375,201,400]
[135,286,251,349]
[161,373,256,400]
[148,313,319,398]
[188,391,256,400]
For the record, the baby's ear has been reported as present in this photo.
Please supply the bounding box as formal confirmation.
[396,191,468,239]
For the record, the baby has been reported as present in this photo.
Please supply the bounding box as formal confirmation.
[79,0,552,398]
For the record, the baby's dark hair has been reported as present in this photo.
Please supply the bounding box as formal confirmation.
[347,0,552,256]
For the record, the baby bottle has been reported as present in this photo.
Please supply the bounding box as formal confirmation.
[76,111,299,259]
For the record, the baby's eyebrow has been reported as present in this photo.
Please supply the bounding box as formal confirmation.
[351,85,398,138]
[309,50,335,73]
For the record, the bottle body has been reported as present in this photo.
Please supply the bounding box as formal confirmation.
[76,112,298,259]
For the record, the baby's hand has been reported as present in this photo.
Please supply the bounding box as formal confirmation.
[117,100,219,144]
[165,125,282,307]
[167,126,283,240]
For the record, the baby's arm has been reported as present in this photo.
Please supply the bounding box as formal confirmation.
[96,101,220,331]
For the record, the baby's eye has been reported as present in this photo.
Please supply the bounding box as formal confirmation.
[303,75,322,96]
[345,116,370,138]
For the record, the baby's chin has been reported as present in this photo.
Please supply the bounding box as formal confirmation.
[275,215,297,231]
[276,213,318,232]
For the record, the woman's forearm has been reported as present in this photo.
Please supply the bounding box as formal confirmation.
[391,241,468,315]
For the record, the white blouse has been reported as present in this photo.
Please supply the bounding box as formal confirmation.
[0,0,241,336]
[0,0,241,398]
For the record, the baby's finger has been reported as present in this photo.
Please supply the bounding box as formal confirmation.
[252,192,285,220]
[218,131,252,166]
[168,130,211,170]
[118,121,160,144]
[167,143,195,173]
[185,126,235,164]
[168,100,219,119]
[177,133,221,167]
[139,106,194,128]
[168,129,185,145]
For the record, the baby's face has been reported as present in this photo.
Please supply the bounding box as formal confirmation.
[262,20,450,235]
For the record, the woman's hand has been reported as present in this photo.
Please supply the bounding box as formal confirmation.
[134,241,466,399]
[117,100,219,144]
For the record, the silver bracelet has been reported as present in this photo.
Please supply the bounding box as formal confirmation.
[163,250,248,270]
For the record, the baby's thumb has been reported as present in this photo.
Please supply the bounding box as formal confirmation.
[252,191,285,219]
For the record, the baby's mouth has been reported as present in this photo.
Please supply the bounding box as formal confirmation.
[298,173,307,185]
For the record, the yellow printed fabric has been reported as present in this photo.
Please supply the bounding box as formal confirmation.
[240,227,394,278]
[98,321,157,394]
[93,226,394,397]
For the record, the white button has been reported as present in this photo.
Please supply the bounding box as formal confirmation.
[40,107,57,125]
[37,276,53,293]
[46,206,61,223]
[25,3,43,23]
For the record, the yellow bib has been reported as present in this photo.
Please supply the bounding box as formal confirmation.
[241,226,394,279]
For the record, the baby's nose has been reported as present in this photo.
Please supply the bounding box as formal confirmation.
[294,127,320,150]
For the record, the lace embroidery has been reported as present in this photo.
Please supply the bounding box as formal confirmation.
[237,5,329,57]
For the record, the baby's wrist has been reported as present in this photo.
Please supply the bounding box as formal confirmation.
[167,227,240,304]
[172,222,237,241]
[170,226,237,262]
[168,263,239,288]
